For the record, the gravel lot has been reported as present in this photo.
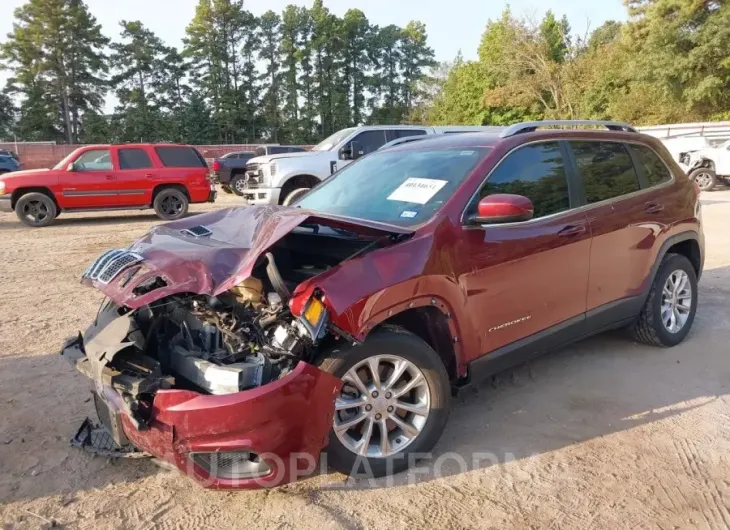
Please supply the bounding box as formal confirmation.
[1,189,729,529]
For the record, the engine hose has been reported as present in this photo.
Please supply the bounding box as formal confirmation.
[265,252,291,300]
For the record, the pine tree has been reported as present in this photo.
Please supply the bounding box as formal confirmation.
[1,0,108,143]
[258,10,282,141]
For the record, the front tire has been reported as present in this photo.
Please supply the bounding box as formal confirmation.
[153,188,189,221]
[15,192,57,227]
[319,328,451,478]
[631,253,698,347]
[688,168,717,191]
[281,188,310,206]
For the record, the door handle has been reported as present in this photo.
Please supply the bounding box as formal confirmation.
[144,173,154,178]
[645,202,664,214]
[558,224,587,237]
[105,175,116,180]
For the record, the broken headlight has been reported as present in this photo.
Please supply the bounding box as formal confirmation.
[299,296,328,341]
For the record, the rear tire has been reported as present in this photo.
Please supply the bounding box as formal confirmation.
[230,174,246,196]
[281,188,310,206]
[14,192,57,227]
[631,253,698,347]
[688,168,717,191]
[153,188,189,221]
[319,327,451,478]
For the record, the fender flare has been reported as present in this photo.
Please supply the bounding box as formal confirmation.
[643,231,701,299]
[357,294,469,378]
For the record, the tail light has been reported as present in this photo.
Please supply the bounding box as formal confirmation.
[212,160,221,172]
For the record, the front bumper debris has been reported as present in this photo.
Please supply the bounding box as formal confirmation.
[71,418,142,458]
[61,329,342,489]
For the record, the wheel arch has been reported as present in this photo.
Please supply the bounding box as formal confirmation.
[359,297,467,382]
[279,174,321,204]
[648,232,702,289]
[152,183,190,203]
[11,186,60,210]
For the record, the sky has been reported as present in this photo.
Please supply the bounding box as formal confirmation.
[0,0,628,109]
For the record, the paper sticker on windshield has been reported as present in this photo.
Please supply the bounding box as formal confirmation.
[387,178,448,205]
[400,210,418,219]
[459,150,475,156]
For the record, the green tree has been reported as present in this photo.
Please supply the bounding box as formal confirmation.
[1,0,108,143]
[0,87,17,140]
[368,24,404,123]
[342,9,372,126]
[258,10,282,141]
[109,20,169,141]
[400,21,435,116]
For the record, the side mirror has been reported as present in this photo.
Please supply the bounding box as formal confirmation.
[339,141,363,161]
[66,162,75,172]
[468,194,534,225]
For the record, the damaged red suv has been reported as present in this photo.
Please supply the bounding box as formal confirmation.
[61,121,704,489]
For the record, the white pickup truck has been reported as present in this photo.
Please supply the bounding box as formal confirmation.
[680,139,730,191]
[239,125,502,205]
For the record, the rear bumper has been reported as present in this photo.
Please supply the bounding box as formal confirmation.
[242,187,280,205]
[0,194,11,212]
[61,337,341,489]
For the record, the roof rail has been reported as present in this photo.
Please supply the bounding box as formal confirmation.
[500,120,637,138]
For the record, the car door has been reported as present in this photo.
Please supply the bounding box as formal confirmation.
[113,147,157,206]
[58,148,118,208]
[458,141,591,358]
[567,140,655,322]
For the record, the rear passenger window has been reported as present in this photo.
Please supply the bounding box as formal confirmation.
[629,145,673,187]
[155,146,207,168]
[118,148,153,170]
[571,142,640,203]
[479,142,570,218]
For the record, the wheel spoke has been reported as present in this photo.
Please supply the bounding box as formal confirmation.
[663,286,673,298]
[357,418,374,455]
[334,412,367,433]
[392,372,425,399]
[383,359,409,391]
[394,399,429,416]
[378,419,390,455]
[343,370,368,396]
[335,396,367,411]
[676,302,691,313]
[390,414,420,438]
[366,357,382,391]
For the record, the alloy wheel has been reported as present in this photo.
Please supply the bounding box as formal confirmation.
[161,195,183,216]
[661,269,692,333]
[22,200,49,226]
[693,171,713,189]
[234,178,247,193]
[333,355,430,458]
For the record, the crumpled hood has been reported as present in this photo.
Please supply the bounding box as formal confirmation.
[83,205,411,309]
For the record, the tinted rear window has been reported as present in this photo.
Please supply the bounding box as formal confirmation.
[118,148,153,169]
[629,145,673,187]
[155,146,207,168]
[571,142,640,204]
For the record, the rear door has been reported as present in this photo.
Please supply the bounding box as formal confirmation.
[568,140,656,319]
[113,147,157,206]
[58,148,118,208]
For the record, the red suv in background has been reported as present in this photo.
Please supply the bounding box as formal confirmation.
[0,143,216,227]
[62,121,703,488]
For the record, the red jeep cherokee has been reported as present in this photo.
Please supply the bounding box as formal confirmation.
[61,121,703,488]
[0,143,216,227]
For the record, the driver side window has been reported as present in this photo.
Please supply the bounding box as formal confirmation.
[351,130,388,156]
[74,149,112,172]
[476,142,570,219]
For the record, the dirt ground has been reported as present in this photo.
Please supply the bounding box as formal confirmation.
[1,188,729,530]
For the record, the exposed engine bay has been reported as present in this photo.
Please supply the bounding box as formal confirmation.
[63,223,387,430]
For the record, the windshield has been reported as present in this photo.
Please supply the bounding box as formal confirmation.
[296,147,490,226]
[311,128,356,152]
[53,149,85,170]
